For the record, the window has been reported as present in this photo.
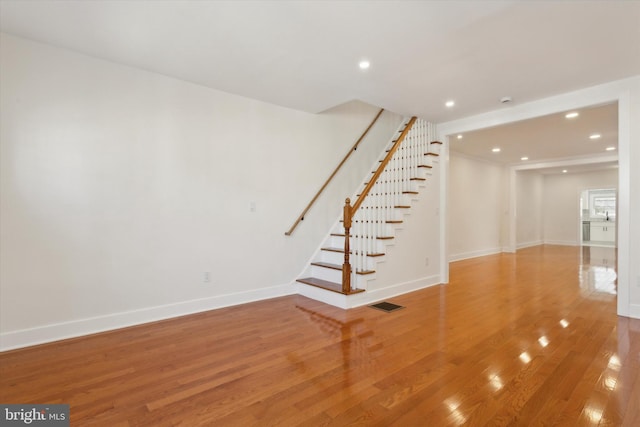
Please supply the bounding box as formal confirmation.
[588,189,616,219]
[593,196,615,217]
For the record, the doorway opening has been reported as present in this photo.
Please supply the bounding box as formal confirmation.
[580,188,617,248]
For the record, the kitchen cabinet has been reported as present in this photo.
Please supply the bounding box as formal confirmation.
[590,222,616,242]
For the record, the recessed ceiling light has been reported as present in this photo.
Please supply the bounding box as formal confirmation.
[492,147,501,153]
[457,134,463,139]
[358,60,370,70]
[521,156,529,161]
[606,146,616,151]
[589,133,601,140]
[445,100,455,108]
[562,169,568,173]
[565,112,579,119]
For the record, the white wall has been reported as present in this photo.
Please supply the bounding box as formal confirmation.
[542,169,618,246]
[516,171,543,248]
[448,152,506,261]
[0,34,405,349]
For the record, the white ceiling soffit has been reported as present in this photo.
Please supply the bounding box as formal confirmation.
[449,102,619,167]
[1,1,639,122]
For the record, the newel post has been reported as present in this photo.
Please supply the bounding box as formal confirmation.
[342,198,352,294]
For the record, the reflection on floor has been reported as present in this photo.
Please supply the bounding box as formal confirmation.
[579,245,617,296]
[0,244,637,426]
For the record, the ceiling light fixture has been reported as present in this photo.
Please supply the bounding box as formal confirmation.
[565,112,579,119]
[457,134,463,139]
[521,156,529,161]
[562,169,568,173]
[590,133,601,139]
[445,100,455,108]
[492,147,501,153]
[358,60,370,70]
[606,146,616,151]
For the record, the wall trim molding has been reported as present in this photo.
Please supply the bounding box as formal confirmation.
[543,240,579,247]
[348,276,442,308]
[628,304,640,320]
[0,283,296,352]
[517,241,544,250]
[449,247,503,262]
[296,275,441,309]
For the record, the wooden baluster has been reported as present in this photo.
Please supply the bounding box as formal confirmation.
[342,198,352,294]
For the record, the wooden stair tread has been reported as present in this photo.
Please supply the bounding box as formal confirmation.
[311,261,341,270]
[364,178,425,185]
[310,262,375,275]
[395,205,410,209]
[296,277,365,294]
[431,140,443,144]
[356,191,418,196]
[331,233,394,240]
[321,247,347,253]
[425,152,439,156]
[340,220,403,224]
[321,247,385,257]
[372,166,427,173]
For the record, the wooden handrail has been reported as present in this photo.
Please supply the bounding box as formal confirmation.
[341,116,417,292]
[284,108,385,236]
[350,117,417,215]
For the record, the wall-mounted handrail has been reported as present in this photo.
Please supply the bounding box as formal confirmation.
[284,108,384,236]
[341,116,417,293]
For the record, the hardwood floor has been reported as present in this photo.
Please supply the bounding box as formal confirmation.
[1,245,638,426]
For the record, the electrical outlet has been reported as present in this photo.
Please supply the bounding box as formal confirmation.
[425,257,429,267]
[203,272,211,283]
[250,201,256,212]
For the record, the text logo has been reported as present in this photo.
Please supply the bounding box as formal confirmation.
[1,405,69,426]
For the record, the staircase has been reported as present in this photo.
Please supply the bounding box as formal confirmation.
[297,116,440,297]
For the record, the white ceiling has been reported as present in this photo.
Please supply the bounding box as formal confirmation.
[1,0,639,124]
[448,102,619,172]
[1,0,637,172]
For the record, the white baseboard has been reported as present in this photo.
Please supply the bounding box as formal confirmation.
[516,240,544,250]
[297,275,441,309]
[628,304,640,320]
[0,283,296,352]
[543,240,579,246]
[449,247,502,262]
[348,275,442,308]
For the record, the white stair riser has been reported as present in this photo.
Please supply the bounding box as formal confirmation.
[336,223,397,238]
[328,235,344,247]
[319,250,377,271]
[348,237,386,254]
[310,265,342,282]
[320,250,347,265]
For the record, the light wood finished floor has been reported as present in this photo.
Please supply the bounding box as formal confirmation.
[1,245,638,426]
